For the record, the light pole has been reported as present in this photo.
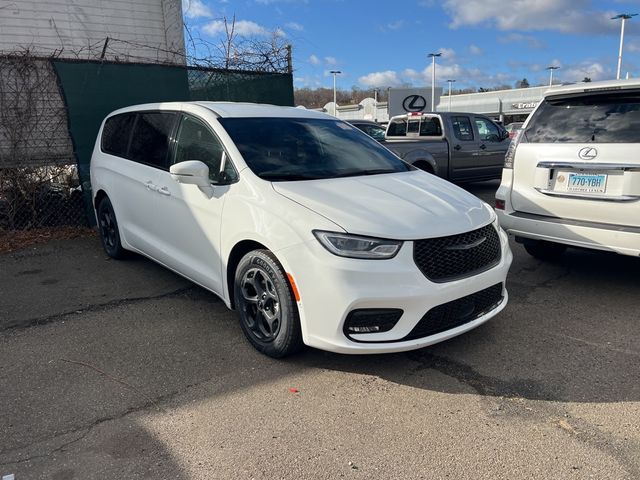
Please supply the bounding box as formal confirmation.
[428,52,441,111]
[612,13,637,80]
[546,66,560,86]
[329,70,341,116]
[373,88,379,121]
[446,79,456,112]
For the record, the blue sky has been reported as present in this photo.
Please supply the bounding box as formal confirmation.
[182,0,640,90]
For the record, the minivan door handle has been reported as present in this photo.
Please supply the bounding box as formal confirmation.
[158,186,171,196]
[479,144,487,150]
[453,144,462,151]
[145,181,158,191]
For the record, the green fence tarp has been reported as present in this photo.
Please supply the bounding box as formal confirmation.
[52,60,294,224]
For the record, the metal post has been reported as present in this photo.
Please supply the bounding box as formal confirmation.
[286,44,292,75]
[618,17,626,80]
[373,88,378,121]
[447,79,455,112]
[613,14,637,80]
[546,66,559,86]
[431,56,436,111]
[330,70,341,117]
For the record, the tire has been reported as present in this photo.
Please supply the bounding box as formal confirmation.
[234,250,303,358]
[96,196,127,259]
[414,161,434,174]
[524,240,567,261]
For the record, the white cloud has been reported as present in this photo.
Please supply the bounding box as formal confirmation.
[309,54,320,65]
[324,56,337,66]
[469,44,482,55]
[286,21,304,31]
[182,0,213,19]
[203,19,282,37]
[443,0,619,34]
[386,20,404,30]
[358,70,403,88]
[438,47,456,60]
[498,33,546,50]
[559,62,608,82]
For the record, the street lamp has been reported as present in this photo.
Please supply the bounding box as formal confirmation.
[428,52,442,111]
[329,70,342,117]
[612,13,637,80]
[546,66,560,86]
[446,79,456,112]
[373,88,380,121]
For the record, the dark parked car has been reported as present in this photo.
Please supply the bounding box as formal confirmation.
[347,119,386,142]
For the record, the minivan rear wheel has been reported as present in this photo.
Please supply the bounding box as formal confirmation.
[523,240,567,261]
[234,250,303,358]
[97,197,127,259]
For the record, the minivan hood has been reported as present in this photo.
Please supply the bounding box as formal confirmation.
[272,171,493,239]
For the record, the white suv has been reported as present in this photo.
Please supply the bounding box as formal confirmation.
[496,80,640,259]
[91,102,512,357]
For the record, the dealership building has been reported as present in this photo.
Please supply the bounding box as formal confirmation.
[320,84,562,124]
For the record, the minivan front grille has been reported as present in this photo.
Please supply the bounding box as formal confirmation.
[403,283,504,341]
[413,224,501,282]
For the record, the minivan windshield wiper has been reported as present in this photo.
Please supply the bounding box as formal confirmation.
[330,168,398,179]
[260,172,324,181]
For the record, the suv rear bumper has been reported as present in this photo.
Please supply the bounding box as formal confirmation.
[497,210,640,257]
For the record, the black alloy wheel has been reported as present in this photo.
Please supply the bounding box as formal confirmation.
[97,197,127,259]
[234,250,303,357]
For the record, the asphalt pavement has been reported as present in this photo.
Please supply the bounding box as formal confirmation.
[1,180,639,479]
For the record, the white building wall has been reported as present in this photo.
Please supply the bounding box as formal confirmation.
[0,0,185,64]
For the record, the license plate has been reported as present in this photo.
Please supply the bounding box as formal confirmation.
[567,173,607,193]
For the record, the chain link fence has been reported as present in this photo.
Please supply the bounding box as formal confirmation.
[0,49,293,236]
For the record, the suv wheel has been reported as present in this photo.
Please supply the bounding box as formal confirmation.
[523,240,567,261]
[97,197,127,259]
[234,250,303,358]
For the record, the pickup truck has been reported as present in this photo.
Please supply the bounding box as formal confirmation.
[350,113,510,182]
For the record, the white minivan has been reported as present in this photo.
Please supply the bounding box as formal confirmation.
[91,102,512,357]
[496,79,640,259]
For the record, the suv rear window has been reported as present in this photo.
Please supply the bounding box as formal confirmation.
[525,91,640,143]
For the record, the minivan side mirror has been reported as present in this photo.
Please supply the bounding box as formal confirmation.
[170,160,211,187]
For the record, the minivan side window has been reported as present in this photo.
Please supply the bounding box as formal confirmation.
[128,112,177,168]
[101,113,135,157]
[451,116,474,141]
[474,117,500,142]
[174,115,237,183]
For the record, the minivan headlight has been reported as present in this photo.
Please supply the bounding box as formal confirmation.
[313,231,402,259]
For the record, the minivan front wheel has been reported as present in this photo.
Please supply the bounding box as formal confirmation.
[97,196,127,259]
[234,250,303,358]
[523,239,567,261]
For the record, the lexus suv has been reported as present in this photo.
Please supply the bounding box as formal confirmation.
[496,79,640,259]
[91,102,512,357]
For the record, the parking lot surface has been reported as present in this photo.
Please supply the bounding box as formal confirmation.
[1,181,639,479]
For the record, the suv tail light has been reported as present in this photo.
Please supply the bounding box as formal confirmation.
[504,129,524,169]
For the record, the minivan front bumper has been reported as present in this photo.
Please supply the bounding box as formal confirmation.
[276,225,512,354]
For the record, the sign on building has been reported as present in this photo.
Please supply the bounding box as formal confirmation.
[388,87,443,117]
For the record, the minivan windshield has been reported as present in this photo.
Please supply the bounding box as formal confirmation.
[219,117,411,181]
[524,91,640,143]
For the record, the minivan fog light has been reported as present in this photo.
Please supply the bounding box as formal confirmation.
[313,231,402,259]
[344,309,403,338]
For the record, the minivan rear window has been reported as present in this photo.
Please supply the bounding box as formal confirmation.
[525,91,640,143]
[102,113,135,157]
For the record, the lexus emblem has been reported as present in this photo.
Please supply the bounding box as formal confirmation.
[402,94,427,112]
[578,147,598,160]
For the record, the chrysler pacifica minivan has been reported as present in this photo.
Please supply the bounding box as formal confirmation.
[91,102,512,357]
